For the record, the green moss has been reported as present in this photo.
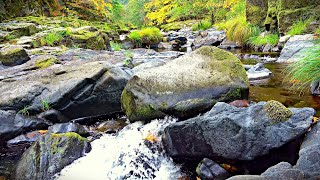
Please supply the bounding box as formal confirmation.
[128,27,162,46]
[192,20,212,31]
[264,100,293,123]
[160,20,197,31]
[51,132,87,141]
[35,57,60,69]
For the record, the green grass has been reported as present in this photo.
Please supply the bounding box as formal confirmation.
[284,45,320,91]
[110,41,122,51]
[192,20,212,31]
[315,28,320,35]
[249,34,279,46]
[287,19,312,36]
[217,16,260,46]
[41,99,51,111]
[41,31,65,46]
[18,106,30,116]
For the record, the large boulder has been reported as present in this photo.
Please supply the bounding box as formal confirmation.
[0,110,50,145]
[277,34,316,62]
[121,46,249,122]
[163,101,314,167]
[192,29,226,49]
[0,22,38,40]
[0,45,30,66]
[0,61,131,120]
[14,132,90,180]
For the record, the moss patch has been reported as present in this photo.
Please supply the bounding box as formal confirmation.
[35,57,60,69]
[264,100,293,123]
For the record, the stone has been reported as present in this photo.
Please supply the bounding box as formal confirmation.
[262,44,272,52]
[0,110,50,145]
[163,101,314,164]
[261,162,306,180]
[48,123,89,137]
[38,109,69,123]
[0,61,131,120]
[122,46,249,122]
[295,123,320,177]
[14,132,90,180]
[7,130,47,146]
[0,45,30,66]
[277,34,316,62]
[196,158,230,180]
[229,100,250,107]
[246,63,273,80]
[227,175,264,180]
[96,120,126,133]
[0,22,38,39]
[193,29,226,49]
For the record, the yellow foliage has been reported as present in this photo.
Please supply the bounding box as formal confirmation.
[144,132,158,143]
[144,0,173,25]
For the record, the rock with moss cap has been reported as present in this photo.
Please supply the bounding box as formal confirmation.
[0,45,30,66]
[122,46,249,122]
[14,132,90,180]
[264,100,293,123]
[163,101,314,172]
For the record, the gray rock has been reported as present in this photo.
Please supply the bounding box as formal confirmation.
[0,22,38,40]
[196,158,230,180]
[7,130,45,145]
[246,63,273,80]
[0,61,131,120]
[227,175,265,180]
[262,44,272,52]
[14,132,90,180]
[310,80,320,95]
[277,34,316,62]
[163,101,314,162]
[38,109,69,123]
[193,29,226,49]
[48,123,89,137]
[295,123,320,177]
[0,45,30,66]
[0,110,50,144]
[122,46,249,122]
[261,162,305,180]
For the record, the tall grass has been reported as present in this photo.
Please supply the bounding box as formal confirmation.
[219,16,260,46]
[249,34,279,46]
[288,19,312,36]
[284,45,320,91]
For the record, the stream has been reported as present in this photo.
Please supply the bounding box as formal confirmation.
[1,49,320,179]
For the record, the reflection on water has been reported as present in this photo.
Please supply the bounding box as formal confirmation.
[242,59,320,116]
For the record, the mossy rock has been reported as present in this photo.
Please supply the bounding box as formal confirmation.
[0,45,30,66]
[14,132,90,180]
[264,100,293,123]
[160,20,198,32]
[121,46,249,122]
[35,56,61,69]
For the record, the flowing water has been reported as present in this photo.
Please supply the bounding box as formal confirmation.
[54,117,183,180]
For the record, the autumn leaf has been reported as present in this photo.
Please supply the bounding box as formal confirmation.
[144,132,158,143]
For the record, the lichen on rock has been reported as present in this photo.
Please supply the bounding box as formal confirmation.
[264,100,293,123]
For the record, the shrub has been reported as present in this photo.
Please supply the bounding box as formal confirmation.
[284,45,320,91]
[192,20,212,31]
[288,19,312,36]
[110,41,122,51]
[249,34,279,46]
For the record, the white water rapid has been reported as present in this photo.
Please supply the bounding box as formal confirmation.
[54,117,183,180]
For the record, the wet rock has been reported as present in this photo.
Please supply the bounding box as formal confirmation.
[96,120,126,133]
[7,130,47,146]
[295,123,320,177]
[14,132,90,180]
[227,175,264,180]
[122,46,249,122]
[261,162,305,180]
[0,61,131,120]
[196,158,230,180]
[262,44,272,52]
[38,109,69,123]
[0,110,50,145]
[163,101,314,164]
[310,80,320,95]
[0,45,30,66]
[246,63,273,80]
[229,100,250,107]
[277,34,316,62]
[48,123,89,137]
[219,39,241,49]
[193,29,226,49]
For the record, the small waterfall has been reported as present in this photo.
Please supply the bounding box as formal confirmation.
[55,117,183,180]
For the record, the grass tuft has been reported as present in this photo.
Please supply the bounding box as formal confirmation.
[283,45,320,91]
[249,34,279,46]
[288,19,312,36]
[110,41,122,51]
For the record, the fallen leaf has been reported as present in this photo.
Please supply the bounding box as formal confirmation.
[313,117,319,124]
[38,130,48,134]
[144,132,158,143]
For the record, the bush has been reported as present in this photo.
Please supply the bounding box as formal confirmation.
[129,27,162,46]
[284,45,320,91]
[249,34,279,46]
[192,20,212,31]
[288,19,312,36]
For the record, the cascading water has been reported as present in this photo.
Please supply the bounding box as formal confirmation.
[54,117,183,180]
